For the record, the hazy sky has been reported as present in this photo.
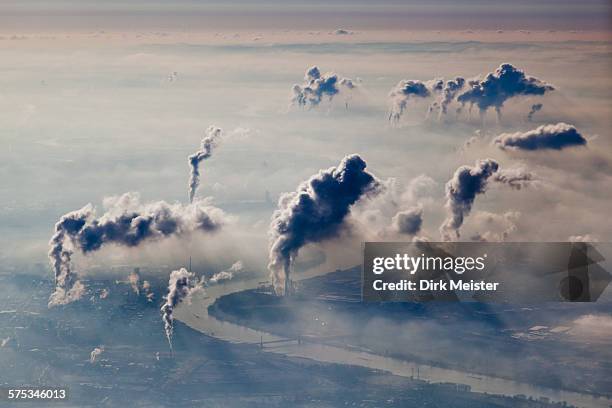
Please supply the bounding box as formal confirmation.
[1,0,611,31]
[1,2,611,282]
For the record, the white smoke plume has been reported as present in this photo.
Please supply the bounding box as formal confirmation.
[209,261,243,284]
[160,268,203,349]
[469,211,520,242]
[188,126,222,203]
[128,269,141,295]
[90,346,104,364]
[99,288,109,299]
[48,192,225,307]
[142,280,154,302]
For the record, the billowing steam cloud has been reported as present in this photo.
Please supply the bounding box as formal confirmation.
[210,260,243,284]
[432,77,466,118]
[392,206,423,235]
[388,80,431,122]
[188,126,222,203]
[457,64,554,117]
[48,192,225,307]
[494,123,587,151]
[440,159,500,241]
[291,66,357,108]
[160,268,203,349]
[527,103,543,121]
[268,154,380,295]
[440,159,533,240]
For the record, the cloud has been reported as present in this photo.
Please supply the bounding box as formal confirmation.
[268,154,380,295]
[392,206,423,235]
[468,211,520,242]
[569,234,598,242]
[494,123,587,151]
[160,268,203,350]
[432,77,466,118]
[331,29,353,35]
[388,79,431,122]
[188,126,222,203]
[440,160,535,240]
[440,159,500,241]
[209,260,244,284]
[527,103,543,121]
[569,314,612,342]
[493,167,535,190]
[457,63,554,116]
[48,192,225,307]
[291,66,357,108]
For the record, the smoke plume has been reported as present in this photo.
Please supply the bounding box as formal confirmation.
[291,66,357,108]
[440,159,534,240]
[388,80,431,122]
[494,123,586,151]
[527,103,543,121]
[392,206,424,235]
[160,268,203,349]
[432,77,466,118]
[90,346,104,364]
[440,159,500,241]
[128,269,141,295]
[142,280,154,302]
[48,192,225,307]
[457,63,554,117]
[268,154,379,295]
[188,126,222,203]
[210,261,243,284]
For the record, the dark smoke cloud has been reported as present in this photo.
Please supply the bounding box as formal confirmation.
[160,268,203,349]
[457,64,554,117]
[388,79,431,122]
[268,154,380,295]
[440,160,534,240]
[440,159,500,241]
[392,206,423,235]
[188,126,222,203]
[494,123,587,151]
[291,66,357,108]
[527,103,543,121]
[48,192,225,307]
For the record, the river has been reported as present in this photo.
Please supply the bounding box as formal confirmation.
[176,273,611,408]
